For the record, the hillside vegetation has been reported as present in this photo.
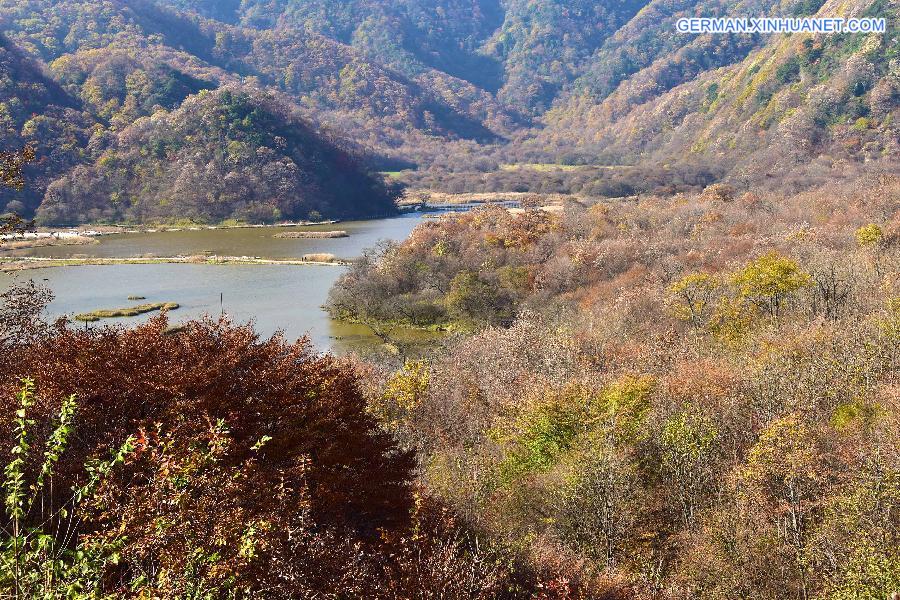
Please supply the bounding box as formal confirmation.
[1,0,897,224]
[0,2,409,224]
[38,87,398,225]
[526,0,900,191]
[329,174,900,597]
[0,34,91,218]
[0,300,558,596]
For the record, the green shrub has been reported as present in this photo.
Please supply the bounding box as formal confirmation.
[1,379,134,598]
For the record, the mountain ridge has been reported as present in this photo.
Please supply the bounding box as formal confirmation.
[0,0,897,223]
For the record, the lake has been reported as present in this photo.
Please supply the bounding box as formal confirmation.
[0,213,440,353]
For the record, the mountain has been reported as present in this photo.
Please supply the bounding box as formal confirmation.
[152,0,899,189]
[1,0,898,223]
[0,2,407,223]
[0,33,93,218]
[0,0,519,152]
[157,0,648,114]
[520,0,900,190]
[38,86,399,225]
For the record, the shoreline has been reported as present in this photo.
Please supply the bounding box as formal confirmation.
[0,255,352,272]
[397,190,578,209]
[4,196,544,245]
[0,218,347,246]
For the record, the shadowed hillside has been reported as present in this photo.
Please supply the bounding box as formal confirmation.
[38,86,400,225]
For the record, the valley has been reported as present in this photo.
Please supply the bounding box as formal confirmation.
[0,1,897,598]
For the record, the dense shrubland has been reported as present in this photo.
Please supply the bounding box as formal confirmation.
[330,175,900,329]
[0,284,584,597]
[332,174,900,597]
[1,179,896,596]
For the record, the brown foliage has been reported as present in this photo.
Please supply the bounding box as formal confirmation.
[0,144,35,193]
[0,305,418,594]
[0,290,593,597]
[1,315,415,535]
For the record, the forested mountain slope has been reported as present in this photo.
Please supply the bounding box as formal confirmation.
[0,0,519,150]
[1,0,897,223]
[160,0,650,114]
[152,0,898,182]
[0,2,408,224]
[38,87,398,225]
[164,0,508,90]
[0,33,93,218]
[524,0,900,191]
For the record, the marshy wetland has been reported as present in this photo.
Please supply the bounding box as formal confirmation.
[0,213,441,352]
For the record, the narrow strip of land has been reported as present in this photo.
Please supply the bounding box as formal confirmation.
[0,255,351,272]
[273,230,349,239]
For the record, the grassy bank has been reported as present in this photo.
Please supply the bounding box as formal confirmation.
[0,235,99,251]
[4,219,345,241]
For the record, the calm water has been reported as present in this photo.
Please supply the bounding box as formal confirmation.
[5,216,429,260]
[0,213,440,353]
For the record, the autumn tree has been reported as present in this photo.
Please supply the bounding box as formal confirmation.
[855,224,884,248]
[0,145,36,234]
[668,272,720,328]
[741,415,827,600]
[447,270,504,325]
[556,447,639,570]
[731,252,811,320]
[659,409,719,529]
[0,145,34,192]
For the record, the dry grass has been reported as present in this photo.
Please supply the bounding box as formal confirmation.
[302,253,338,263]
[498,163,588,172]
[0,235,98,251]
[399,190,581,206]
[1,254,351,271]
[274,230,349,239]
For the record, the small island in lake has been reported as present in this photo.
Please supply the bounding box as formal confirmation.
[75,302,180,322]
